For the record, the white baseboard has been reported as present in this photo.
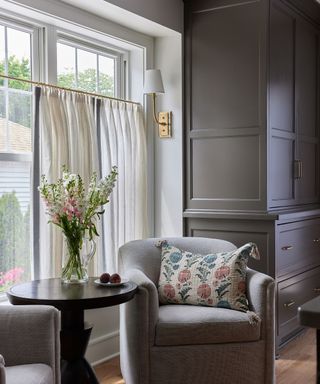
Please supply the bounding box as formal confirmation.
[85,329,120,366]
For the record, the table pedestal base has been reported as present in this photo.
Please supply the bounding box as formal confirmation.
[60,316,98,384]
[61,357,98,384]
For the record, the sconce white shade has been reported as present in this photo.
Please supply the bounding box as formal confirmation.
[143,69,165,94]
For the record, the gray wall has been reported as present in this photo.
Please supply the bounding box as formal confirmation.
[154,35,183,237]
[104,0,184,32]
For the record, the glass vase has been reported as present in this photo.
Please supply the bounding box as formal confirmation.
[61,235,96,284]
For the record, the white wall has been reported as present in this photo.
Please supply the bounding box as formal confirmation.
[154,36,183,237]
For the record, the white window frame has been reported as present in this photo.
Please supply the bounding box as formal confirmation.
[0,15,41,160]
[0,16,41,299]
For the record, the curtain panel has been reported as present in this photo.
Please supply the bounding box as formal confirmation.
[34,87,147,278]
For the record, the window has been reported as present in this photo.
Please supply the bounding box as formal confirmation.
[0,14,129,297]
[0,19,38,293]
[57,37,122,97]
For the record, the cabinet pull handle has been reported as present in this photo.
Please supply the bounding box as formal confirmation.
[313,239,320,243]
[293,160,303,179]
[299,160,303,179]
[314,288,320,293]
[281,245,293,251]
[284,300,295,308]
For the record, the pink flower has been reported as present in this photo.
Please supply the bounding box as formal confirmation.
[197,283,211,299]
[238,281,246,294]
[2,267,24,284]
[215,266,231,280]
[178,269,191,283]
[163,284,175,299]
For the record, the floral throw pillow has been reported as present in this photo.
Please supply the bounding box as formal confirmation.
[156,241,260,312]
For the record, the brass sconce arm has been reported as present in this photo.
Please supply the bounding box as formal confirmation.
[152,93,165,125]
[151,93,172,138]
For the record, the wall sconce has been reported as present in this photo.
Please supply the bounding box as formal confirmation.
[144,69,172,138]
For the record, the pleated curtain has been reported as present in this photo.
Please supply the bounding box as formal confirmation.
[34,87,147,278]
[99,99,147,273]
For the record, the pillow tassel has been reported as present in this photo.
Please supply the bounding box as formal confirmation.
[155,239,168,248]
[249,243,260,260]
[247,310,261,326]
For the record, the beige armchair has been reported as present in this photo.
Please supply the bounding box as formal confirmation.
[0,305,60,384]
[119,237,275,384]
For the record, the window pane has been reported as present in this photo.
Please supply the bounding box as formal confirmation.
[8,91,32,152]
[77,48,97,92]
[7,28,31,90]
[99,56,114,97]
[57,43,76,88]
[0,90,7,152]
[0,160,31,293]
[0,89,5,119]
[0,26,4,87]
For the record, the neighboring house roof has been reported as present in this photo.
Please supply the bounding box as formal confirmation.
[0,118,31,153]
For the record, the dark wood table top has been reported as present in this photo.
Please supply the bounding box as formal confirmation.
[7,277,138,311]
[298,295,320,328]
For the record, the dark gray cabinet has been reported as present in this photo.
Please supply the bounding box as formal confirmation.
[183,0,320,351]
[269,0,319,208]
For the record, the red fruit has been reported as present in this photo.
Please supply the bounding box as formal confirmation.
[110,273,121,283]
[100,273,110,283]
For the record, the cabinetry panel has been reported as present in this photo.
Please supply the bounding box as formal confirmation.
[190,1,261,130]
[296,19,318,138]
[186,217,276,276]
[278,267,320,345]
[276,219,320,278]
[191,135,259,200]
[270,136,295,204]
[269,2,294,133]
[297,141,318,202]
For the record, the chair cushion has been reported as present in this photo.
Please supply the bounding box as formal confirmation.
[155,304,261,346]
[157,241,260,312]
[6,363,53,384]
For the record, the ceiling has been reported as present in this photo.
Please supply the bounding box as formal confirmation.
[59,0,178,37]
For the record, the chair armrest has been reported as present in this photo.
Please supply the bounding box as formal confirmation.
[120,268,159,383]
[0,354,5,384]
[246,268,275,384]
[122,268,159,344]
[0,305,60,384]
[246,268,275,326]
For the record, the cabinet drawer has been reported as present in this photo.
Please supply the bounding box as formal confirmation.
[278,267,320,344]
[276,219,320,278]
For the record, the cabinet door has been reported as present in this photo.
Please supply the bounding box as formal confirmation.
[184,0,268,212]
[269,1,320,208]
[269,1,296,208]
[295,18,320,204]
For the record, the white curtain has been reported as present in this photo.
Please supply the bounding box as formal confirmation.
[99,99,147,273]
[38,87,99,278]
[36,87,147,278]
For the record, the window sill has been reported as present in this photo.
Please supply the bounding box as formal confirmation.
[0,295,10,305]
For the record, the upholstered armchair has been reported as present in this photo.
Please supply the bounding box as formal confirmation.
[0,305,60,384]
[119,237,275,384]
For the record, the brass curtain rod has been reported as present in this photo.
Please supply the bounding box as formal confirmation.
[0,73,141,106]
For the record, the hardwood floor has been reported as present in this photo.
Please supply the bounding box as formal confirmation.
[276,328,316,384]
[94,328,316,384]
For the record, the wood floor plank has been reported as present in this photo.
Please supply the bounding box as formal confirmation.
[95,328,316,384]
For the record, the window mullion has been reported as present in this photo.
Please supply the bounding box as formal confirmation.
[4,26,9,152]
[96,54,99,93]
[75,47,78,88]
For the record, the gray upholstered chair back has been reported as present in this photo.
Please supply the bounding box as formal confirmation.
[119,237,237,285]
